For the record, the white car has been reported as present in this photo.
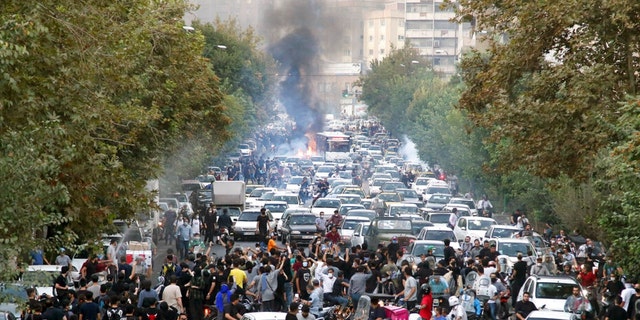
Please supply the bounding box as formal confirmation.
[417,226,459,242]
[285,176,306,194]
[271,192,302,209]
[525,311,573,320]
[233,209,275,241]
[387,203,419,217]
[517,275,587,312]
[314,165,335,180]
[241,312,287,320]
[23,265,81,297]
[448,197,479,216]
[453,216,497,241]
[277,208,312,232]
[413,177,434,195]
[339,216,372,246]
[238,144,252,157]
[310,198,342,216]
[368,178,391,197]
[245,187,277,207]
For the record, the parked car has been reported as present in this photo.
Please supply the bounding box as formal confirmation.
[364,217,415,249]
[279,213,318,245]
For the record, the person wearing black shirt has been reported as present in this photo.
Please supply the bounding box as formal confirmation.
[204,204,218,244]
[217,209,233,233]
[606,275,625,297]
[606,296,627,320]
[286,302,299,320]
[256,208,270,246]
[514,292,537,320]
[369,298,387,320]
[443,239,456,264]
[511,253,528,306]
[478,241,491,260]
[295,262,312,300]
[223,293,242,320]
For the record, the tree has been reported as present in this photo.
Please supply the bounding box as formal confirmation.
[454,0,640,180]
[0,0,230,273]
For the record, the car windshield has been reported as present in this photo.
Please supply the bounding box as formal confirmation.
[468,219,495,230]
[318,166,334,173]
[258,192,275,201]
[535,282,575,299]
[337,196,361,204]
[250,189,270,197]
[424,230,455,241]
[429,214,450,224]
[289,216,316,225]
[415,179,429,186]
[427,187,450,194]
[411,243,445,258]
[429,195,451,204]
[348,211,376,220]
[492,228,518,238]
[498,242,533,257]
[238,212,262,221]
[272,195,298,204]
[390,206,418,215]
[377,193,401,202]
[376,219,411,231]
[397,190,419,198]
[412,222,432,234]
[451,199,476,209]
[265,204,288,212]
[342,220,365,230]
[314,200,341,208]
[382,183,403,191]
[371,179,389,187]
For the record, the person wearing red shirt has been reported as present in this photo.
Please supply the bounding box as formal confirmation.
[577,265,597,288]
[419,284,434,320]
[325,226,341,245]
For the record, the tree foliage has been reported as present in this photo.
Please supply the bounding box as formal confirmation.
[0,0,229,272]
[454,0,640,180]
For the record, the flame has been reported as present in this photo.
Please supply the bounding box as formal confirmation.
[305,132,317,155]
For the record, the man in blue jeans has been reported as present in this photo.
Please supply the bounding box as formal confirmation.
[175,217,192,259]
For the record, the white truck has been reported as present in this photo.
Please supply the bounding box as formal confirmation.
[212,181,246,223]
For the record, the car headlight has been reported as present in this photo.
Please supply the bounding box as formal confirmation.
[291,231,301,235]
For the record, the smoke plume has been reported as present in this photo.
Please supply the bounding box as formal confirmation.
[265,0,337,138]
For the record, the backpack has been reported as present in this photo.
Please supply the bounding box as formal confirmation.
[162,263,176,286]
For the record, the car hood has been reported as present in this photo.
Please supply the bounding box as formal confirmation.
[340,230,355,237]
[532,298,566,312]
[376,233,416,247]
[288,225,317,232]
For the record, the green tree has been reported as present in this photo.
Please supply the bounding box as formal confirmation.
[0,0,230,273]
[454,0,640,180]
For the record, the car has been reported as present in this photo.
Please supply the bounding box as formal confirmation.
[453,216,497,241]
[332,194,362,205]
[238,144,252,157]
[413,177,434,195]
[490,238,539,274]
[0,283,28,320]
[277,208,312,231]
[233,209,275,241]
[270,193,302,209]
[381,182,406,193]
[424,186,452,202]
[338,204,365,216]
[112,219,143,243]
[23,265,81,297]
[417,226,459,242]
[345,209,377,222]
[249,191,277,209]
[401,240,448,265]
[285,176,306,194]
[387,203,419,217]
[517,275,587,312]
[310,156,325,168]
[443,204,472,217]
[425,194,452,211]
[364,217,415,249]
[263,201,288,216]
[485,225,521,239]
[424,211,453,228]
[227,151,242,162]
[411,220,435,236]
[368,178,391,197]
[314,165,335,180]
[310,198,342,216]
[339,186,366,198]
[245,184,265,197]
[339,216,372,246]
[525,310,573,320]
[246,188,278,207]
[375,192,402,204]
[518,232,551,257]
[396,188,422,202]
[279,213,318,245]
[449,197,479,216]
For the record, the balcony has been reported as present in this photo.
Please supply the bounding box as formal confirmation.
[405,29,435,38]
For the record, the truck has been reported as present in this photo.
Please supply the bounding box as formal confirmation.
[212,181,246,223]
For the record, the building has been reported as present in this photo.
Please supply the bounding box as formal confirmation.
[362,2,406,65]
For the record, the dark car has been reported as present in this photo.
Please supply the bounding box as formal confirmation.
[364,217,415,249]
[279,213,318,245]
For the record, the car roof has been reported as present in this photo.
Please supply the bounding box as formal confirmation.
[422,226,454,231]
[264,201,287,205]
[491,225,520,229]
[528,275,580,284]
[412,240,447,245]
[525,311,572,320]
[344,216,371,221]
[460,216,495,221]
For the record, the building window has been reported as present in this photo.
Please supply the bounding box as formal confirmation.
[344,49,351,56]
[380,49,385,54]
[380,35,385,41]
[381,20,385,26]
[369,49,374,55]
[398,35,404,40]
[369,35,373,41]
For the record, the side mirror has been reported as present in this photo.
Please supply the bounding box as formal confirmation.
[461,227,466,230]
[354,233,360,237]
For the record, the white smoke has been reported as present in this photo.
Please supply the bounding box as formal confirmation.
[399,135,422,164]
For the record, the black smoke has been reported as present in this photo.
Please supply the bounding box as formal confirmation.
[265,0,334,137]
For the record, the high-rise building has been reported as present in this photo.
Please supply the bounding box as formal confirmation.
[362,2,406,66]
